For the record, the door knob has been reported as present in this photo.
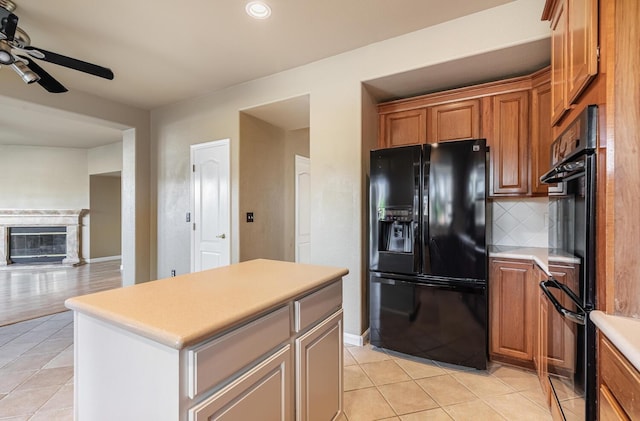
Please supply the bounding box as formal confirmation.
[216,233,226,239]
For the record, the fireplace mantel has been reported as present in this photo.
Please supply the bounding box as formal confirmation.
[0,209,88,266]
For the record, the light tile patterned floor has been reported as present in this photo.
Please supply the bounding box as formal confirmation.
[340,344,552,421]
[0,312,74,420]
[0,313,552,420]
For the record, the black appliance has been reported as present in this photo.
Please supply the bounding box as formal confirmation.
[540,105,597,421]
[369,139,488,370]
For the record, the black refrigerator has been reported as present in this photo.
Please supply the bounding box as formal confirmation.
[369,139,488,370]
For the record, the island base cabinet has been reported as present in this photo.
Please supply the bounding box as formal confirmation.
[74,313,181,421]
[295,310,343,421]
[188,345,293,421]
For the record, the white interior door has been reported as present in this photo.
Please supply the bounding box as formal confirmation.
[295,155,311,263]
[191,139,230,272]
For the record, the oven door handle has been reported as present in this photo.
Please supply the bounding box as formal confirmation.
[539,279,586,325]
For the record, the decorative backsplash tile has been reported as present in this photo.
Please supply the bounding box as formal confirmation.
[490,198,548,248]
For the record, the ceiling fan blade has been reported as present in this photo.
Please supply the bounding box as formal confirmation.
[18,55,68,93]
[24,46,114,80]
[2,13,18,41]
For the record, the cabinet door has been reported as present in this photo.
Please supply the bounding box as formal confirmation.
[538,290,551,406]
[550,0,568,124]
[489,259,535,367]
[566,0,598,105]
[531,80,553,195]
[547,264,578,373]
[426,99,480,143]
[188,345,292,421]
[599,385,631,421]
[489,91,530,197]
[295,310,343,421]
[379,109,427,148]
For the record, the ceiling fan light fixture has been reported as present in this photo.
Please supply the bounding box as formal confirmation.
[246,1,271,19]
[10,60,39,84]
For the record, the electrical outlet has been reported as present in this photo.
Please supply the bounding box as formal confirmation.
[186,212,191,222]
[171,269,176,277]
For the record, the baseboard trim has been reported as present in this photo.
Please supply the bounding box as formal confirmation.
[344,328,369,347]
[86,255,122,263]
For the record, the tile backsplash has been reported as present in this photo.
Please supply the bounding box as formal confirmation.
[490,198,548,248]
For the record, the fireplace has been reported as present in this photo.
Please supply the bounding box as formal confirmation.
[0,209,87,267]
[9,226,67,264]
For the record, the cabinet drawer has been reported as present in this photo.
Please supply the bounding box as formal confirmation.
[188,345,292,421]
[188,306,291,399]
[294,280,342,332]
[600,336,640,420]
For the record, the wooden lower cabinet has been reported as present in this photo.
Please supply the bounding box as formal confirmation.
[547,264,578,374]
[598,333,640,420]
[535,268,551,407]
[489,258,536,368]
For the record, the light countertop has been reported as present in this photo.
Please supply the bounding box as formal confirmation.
[591,311,640,372]
[489,246,550,275]
[489,245,580,276]
[65,259,348,350]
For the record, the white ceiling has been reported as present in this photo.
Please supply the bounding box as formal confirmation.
[0,0,551,149]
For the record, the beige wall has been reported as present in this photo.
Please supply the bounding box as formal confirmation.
[239,114,286,261]
[152,0,550,337]
[89,175,122,259]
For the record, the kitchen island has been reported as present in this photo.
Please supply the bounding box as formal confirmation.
[65,259,348,421]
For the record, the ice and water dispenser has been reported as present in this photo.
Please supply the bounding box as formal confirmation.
[374,206,418,274]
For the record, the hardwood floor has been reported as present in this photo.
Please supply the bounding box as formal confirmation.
[0,260,122,327]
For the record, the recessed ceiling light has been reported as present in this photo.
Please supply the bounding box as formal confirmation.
[246,1,271,19]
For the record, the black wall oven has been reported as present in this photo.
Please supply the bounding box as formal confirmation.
[540,105,597,421]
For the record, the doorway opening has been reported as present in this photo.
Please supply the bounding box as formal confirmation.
[239,95,310,262]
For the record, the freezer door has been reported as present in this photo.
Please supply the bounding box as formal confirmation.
[370,146,421,274]
[423,140,487,280]
[369,274,487,370]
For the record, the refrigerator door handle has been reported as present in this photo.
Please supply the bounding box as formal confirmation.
[540,279,586,325]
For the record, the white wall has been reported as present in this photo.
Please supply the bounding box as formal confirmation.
[0,145,88,209]
[152,0,550,336]
[88,142,123,175]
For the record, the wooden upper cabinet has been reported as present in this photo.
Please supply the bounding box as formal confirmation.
[549,0,568,124]
[566,0,598,104]
[531,76,553,195]
[489,91,530,196]
[544,0,598,125]
[379,109,427,148]
[426,99,480,143]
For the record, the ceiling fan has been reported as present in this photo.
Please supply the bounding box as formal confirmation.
[0,0,113,93]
